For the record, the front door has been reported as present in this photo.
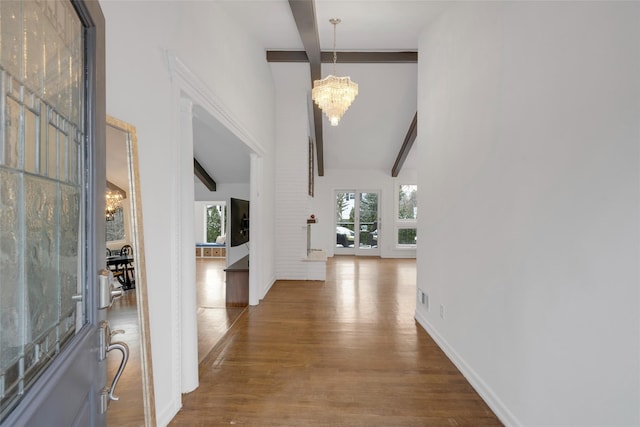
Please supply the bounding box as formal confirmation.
[335,190,380,256]
[0,1,106,426]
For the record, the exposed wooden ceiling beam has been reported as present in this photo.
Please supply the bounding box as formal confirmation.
[194,158,217,191]
[288,1,321,66]
[288,0,324,176]
[267,51,418,63]
[391,112,418,177]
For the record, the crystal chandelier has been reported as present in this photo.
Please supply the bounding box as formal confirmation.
[105,189,124,221]
[312,18,358,126]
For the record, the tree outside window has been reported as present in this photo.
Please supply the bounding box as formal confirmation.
[336,192,348,222]
[396,184,417,247]
[360,192,379,224]
[398,185,417,220]
[206,204,225,243]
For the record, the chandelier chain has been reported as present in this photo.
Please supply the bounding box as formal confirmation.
[332,20,337,75]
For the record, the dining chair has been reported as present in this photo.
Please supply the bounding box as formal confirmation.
[119,244,135,288]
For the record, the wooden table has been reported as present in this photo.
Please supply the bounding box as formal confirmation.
[224,255,249,307]
[107,255,134,289]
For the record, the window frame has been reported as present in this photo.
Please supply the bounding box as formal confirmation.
[395,183,417,249]
[204,202,226,243]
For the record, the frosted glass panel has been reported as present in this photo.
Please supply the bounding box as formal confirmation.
[25,176,59,340]
[0,2,23,79]
[58,128,67,182]
[47,124,58,176]
[68,127,78,185]
[4,96,20,168]
[0,169,23,371]
[24,4,45,95]
[48,123,57,179]
[39,101,47,175]
[24,108,38,173]
[0,0,85,418]
[59,183,80,318]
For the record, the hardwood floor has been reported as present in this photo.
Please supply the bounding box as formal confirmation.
[170,257,502,426]
[107,258,243,426]
[107,289,144,426]
[196,258,247,363]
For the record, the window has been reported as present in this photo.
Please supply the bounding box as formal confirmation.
[396,184,417,247]
[106,206,125,242]
[397,228,417,245]
[206,203,226,243]
[398,185,417,220]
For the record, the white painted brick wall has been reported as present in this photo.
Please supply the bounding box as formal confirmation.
[273,63,315,280]
[275,140,311,279]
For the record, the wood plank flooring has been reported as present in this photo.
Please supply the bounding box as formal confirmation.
[107,289,145,426]
[107,258,243,426]
[170,257,502,426]
[196,258,247,363]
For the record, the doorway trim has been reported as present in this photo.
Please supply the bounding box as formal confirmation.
[335,189,381,257]
[166,52,266,398]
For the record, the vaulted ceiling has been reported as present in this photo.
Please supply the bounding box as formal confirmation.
[194,1,449,187]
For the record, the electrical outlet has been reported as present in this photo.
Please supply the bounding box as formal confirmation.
[440,304,445,319]
[417,290,429,311]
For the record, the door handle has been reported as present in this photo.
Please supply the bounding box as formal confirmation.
[98,320,130,411]
[106,340,129,401]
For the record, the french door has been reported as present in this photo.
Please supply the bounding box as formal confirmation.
[0,1,107,426]
[335,190,380,256]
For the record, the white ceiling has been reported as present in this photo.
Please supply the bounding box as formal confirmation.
[218,0,449,51]
[192,105,252,185]
[193,1,446,184]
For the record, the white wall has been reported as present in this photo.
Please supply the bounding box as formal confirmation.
[416,2,639,426]
[193,201,208,244]
[101,1,276,424]
[272,63,315,279]
[195,181,250,203]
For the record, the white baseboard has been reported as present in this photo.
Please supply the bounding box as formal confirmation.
[258,274,276,302]
[414,310,521,427]
[157,398,182,427]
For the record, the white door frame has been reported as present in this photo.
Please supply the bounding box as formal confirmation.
[334,189,381,257]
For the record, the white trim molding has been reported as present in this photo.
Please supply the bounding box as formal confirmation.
[166,51,266,157]
[164,50,268,404]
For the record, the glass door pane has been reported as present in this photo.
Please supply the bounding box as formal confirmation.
[357,192,379,254]
[335,192,355,251]
[335,190,379,256]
